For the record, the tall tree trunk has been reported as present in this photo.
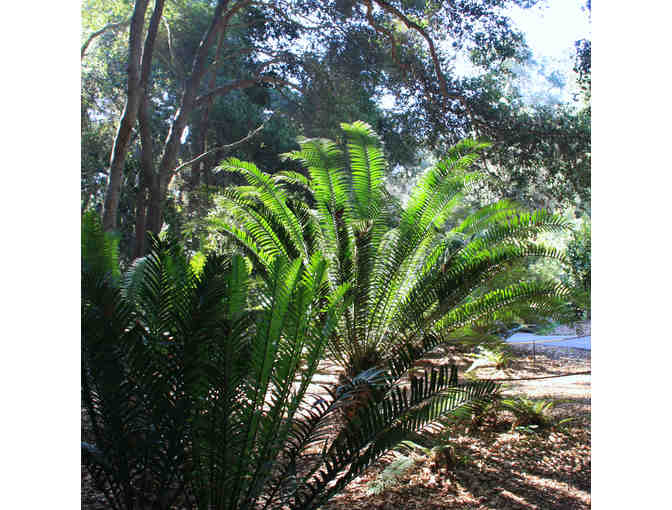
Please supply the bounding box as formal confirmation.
[146,0,251,234]
[187,24,226,224]
[102,0,150,232]
[132,0,166,254]
[135,94,154,258]
[102,0,166,234]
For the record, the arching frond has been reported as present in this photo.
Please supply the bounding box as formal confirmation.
[209,125,571,383]
[284,137,348,212]
[218,158,309,263]
[82,210,121,281]
[341,121,387,220]
[290,366,499,510]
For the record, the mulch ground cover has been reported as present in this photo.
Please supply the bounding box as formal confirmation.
[82,347,591,509]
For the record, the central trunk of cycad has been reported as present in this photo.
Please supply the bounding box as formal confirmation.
[338,347,385,420]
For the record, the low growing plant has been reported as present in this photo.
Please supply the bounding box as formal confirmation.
[365,455,417,495]
[365,438,469,495]
[212,122,572,378]
[501,397,556,431]
[466,345,514,372]
[564,218,591,318]
[82,215,500,510]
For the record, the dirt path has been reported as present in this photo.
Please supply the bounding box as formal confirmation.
[321,349,591,510]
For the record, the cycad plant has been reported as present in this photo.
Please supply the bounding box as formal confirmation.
[501,397,556,431]
[465,344,514,372]
[82,214,500,510]
[212,121,571,377]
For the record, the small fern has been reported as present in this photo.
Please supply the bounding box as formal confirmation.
[466,345,513,372]
[365,455,416,495]
[501,397,555,430]
[366,438,467,495]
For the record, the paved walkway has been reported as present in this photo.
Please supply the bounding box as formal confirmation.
[505,332,591,350]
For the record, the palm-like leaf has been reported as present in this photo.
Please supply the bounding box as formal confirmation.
[212,122,571,377]
[289,366,499,510]
[82,215,502,510]
[83,228,350,509]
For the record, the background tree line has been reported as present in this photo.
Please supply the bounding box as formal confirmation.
[81,0,591,262]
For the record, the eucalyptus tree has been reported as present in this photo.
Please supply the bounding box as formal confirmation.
[83,0,309,252]
[212,122,571,376]
[82,0,589,257]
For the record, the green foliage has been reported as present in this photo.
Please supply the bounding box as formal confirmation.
[299,368,499,508]
[565,219,591,297]
[574,38,591,105]
[213,122,572,377]
[501,397,555,431]
[466,345,513,372]
[366,455,416,495]
[188,250,207,276]
[565,218,591,317]
[82,0,590,261]
[82,214,500,510]
[82,210,120,280]
[366,433,479,495]
[83,219,344,508]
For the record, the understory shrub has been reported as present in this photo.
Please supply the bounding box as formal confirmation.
[211,121,572,377]
[466,345,514,372]
[501,397,556,431]
[564,218,591,317]
[82,215,500,510]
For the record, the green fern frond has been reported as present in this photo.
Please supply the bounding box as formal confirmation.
[292,367,499,509]
[435,281,571,333]
[219,158,309,263]
[209,124,572,392]
[82,211,121,281]
[341,121,386,220]
[453,199,521,234]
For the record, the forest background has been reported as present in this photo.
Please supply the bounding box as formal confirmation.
[1,1,671,508]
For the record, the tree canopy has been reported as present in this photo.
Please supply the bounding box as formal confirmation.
[81,0,591,260]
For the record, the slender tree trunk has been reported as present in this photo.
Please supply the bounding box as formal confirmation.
[135,94,155,257]
[134,187,148,256]
[102,0,150,232]
[187,24,226,223]
[146,0,252,234]
[102,0,166,235]
[131,0,166,254]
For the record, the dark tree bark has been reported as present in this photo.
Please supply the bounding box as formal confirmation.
[186,23,229,226]
[134,0,166,254]
[104,0,294,246]
[135,94,155,258]
[146,0,252,235]
[102,0,166,233]
[101,0,150,232]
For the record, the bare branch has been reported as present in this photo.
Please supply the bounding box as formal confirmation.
[360,0,485,128]
[81,17,132,59]
[195,75,302,106]
[201,0,254,78]
[256,1,324,31]
[362,0,402,71]
[370,0,449,101]
[173,120,270,174]
[140,0,166,87]
[162,16,177,72]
